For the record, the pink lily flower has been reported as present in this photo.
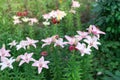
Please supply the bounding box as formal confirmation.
[76,43,91,56]
[32,56,50,74]
[42,13,51,21]
[13,19,22,25]
[41,37,53,48]
[77,31,89,38]
[72,0,80,8]
[26,37,39,48]
[16,40,28,50]
[49,10,57,18]
[65,35,80,45]
[54,38,67,48]
[0,57,15,70]
[29,18,38,25]
[19,52,35,66]
[56,10,67,20]
[0,46,11,58]
[8,40,17,48]
[84,36,101,50]
[87,25,105,38]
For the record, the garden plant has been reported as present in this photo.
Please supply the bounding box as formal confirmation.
[0,0,110,80]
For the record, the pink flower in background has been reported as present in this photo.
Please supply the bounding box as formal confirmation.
[41,37,53,48]
[84,36,101,50]
[54,38,66,48]
[50,10,67,20]
[87,25,105,38]
[42,10,66,25]
[76,43,91,56]
[0,57,15,70]
[49,10,57,18]
[19,53,35,66]
[29,18,38,25]
[13,19,22,25]
[0,46,11,58]
[32,56,50,74]
[26,37,39,48]
[77,31,88,38]
[72,0,80,8]
[69,9,76,14]
[12,15,39,25]
[8,40,17,48]
[56,10,67,20]
[43,13,51,21]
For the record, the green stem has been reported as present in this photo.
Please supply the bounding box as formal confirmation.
[50,47,63,80]
[29,26,34,38]
[53,24,58,35]
[64,51,81,80]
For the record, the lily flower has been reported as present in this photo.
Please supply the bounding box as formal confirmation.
[54,38,66,48]
[41,37,53,48]
[0,57,15,70]
[77,31,88,38]
[65,35,80,45]
[8,40,17,48]
[29,18,38,25]
[0,46,11,58]
[43,13,51,21]
[76,43,91,56]
[87,25,105,38]
[26,37,39,48]
[13,19,22,25]
[16,40,28,50]
[84,36,101,50]
[19,53,35,66]
[32,56,50,74]
[72,0,80,8]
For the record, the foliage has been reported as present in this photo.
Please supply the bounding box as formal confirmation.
[87,0,120,80]
[103,70,120,80]
[91,0,120,40]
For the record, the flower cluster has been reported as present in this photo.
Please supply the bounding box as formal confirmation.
[69,0,80,14]
[12,0,80,26]
[0,25,105,74]
[41,35,67,48]
[0,37,49,74]
[8,37,38,50]
[17,53,49,74]
[41,25,105,56]
[13,16,38,25]
[42,10,67,26]
[0,45,15,70]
